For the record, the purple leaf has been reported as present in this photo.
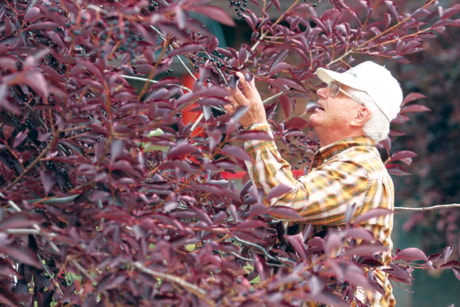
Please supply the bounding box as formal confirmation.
[440,4,460,19]
[40,170,56,194]
[2,125,14,141]
[221,145,251,161]
[400,103,431,114]
[96,274,127,292]
[442,246,453,264]
[22,70,49,102]
[267,183,292,200]
[279,94,291,118]
[79,60,104,81]
[168,42,203,57]
[13,129,28,148]
[395,247,428,262]
[353,208,393,225]
[401,92,426,105]
[24,7,41,22]
[174,5,186,29]
[267,77,307,93]
[285,233,307,260]
[285,117,310,130]
[0,246,41,268]
[386,164,411,176]
[440,260,460,270]
[167,142,197,159]
[46,30,67,49]
[0,212,40,231]
[0,57,17,71]
[246,204,269,219]
[0,84,20,115]
[194,183,226,194]
[390,150,417,162]
[232,220,266,230]
[385,263,413,284]
[110,139,124,163]
[3,69,49,102]
[198,85,229,97]
[342,262,375,291]
[452,267,460,281]
[24,21,60,31]
[253,254,267,280]
[270,62,293,75]
[193,208,213,226]
[188,5,236,27]
[342,227,375,242]
[342,244,388,257]
[267,206,303,220]
[324,231,342,256]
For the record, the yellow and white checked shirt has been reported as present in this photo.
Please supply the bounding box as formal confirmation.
[243,123,395,307]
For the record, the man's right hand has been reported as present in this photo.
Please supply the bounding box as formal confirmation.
[224,72,267,129]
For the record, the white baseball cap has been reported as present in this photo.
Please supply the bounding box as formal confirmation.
[315,61,403,122]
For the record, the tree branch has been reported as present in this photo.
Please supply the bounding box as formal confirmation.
[395,203,460,212]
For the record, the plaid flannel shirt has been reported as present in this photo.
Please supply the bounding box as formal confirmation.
[244,123,395,307]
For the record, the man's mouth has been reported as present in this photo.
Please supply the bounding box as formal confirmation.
[306,102,324,113]
[314,103,325,112]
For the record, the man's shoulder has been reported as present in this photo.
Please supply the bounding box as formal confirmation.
[331,145,387,171]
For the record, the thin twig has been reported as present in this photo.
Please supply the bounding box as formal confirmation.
[150,25,198,82]
[395,204,460,212]
[7,130,60,190]
[249,0,302,55]
[330,0,437,66]
[131,261,216,307]
[122,75,192,92]
[233,236,280,263]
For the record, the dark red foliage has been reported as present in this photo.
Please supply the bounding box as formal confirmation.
[0,0,459,306]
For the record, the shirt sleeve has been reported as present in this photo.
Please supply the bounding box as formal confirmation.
[244,124,369,226]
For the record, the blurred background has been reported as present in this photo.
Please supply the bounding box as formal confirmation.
[390,25,460,306]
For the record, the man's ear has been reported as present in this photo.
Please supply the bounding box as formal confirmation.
[351,106,370,127]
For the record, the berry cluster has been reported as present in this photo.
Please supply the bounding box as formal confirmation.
[193,51,235,73]
[229,0,248,19]
[147,0,160,12]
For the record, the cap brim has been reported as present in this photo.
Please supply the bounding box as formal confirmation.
[316,67,368,92]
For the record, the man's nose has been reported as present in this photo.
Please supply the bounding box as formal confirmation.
[316,86,328,98]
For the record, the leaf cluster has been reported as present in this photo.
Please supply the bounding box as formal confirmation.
[0,0,459,306]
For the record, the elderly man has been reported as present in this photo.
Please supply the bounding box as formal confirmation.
[226,61,403,306]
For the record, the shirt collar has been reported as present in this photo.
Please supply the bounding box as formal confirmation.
[311,136,375,168]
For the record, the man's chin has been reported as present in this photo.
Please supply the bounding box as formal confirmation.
[309,113,322,126]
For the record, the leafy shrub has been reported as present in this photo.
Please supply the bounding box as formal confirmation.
[0,0,459,306]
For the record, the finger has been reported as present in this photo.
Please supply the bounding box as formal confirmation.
[227,74,240,88]
[223,103,233,113]
[228,86,248,105]
[235,72,246,87]
[224,95,239,112]
[234,72,261,102]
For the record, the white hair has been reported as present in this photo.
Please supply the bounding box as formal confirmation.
[347,88,390,143]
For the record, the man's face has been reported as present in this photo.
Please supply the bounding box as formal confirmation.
[310,82,364,135]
